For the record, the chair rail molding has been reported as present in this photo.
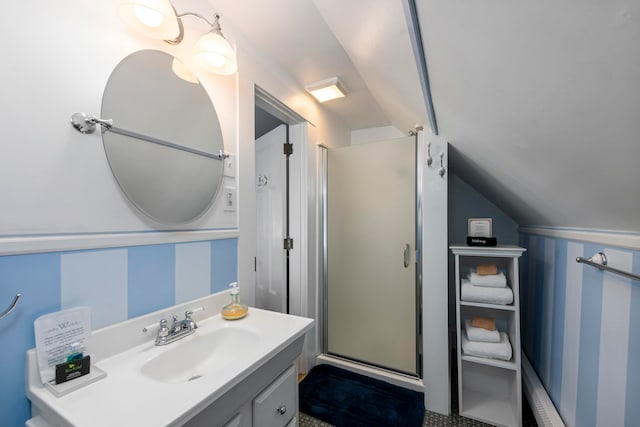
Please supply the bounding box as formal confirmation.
[519,226,640,251]
[0,229,239,256]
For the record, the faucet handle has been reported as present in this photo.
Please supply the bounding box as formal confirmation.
[184,307,203,329]
[157,319,169,338]
[185,307,204,319]
[142,318,168,334]
[185,307,204,327]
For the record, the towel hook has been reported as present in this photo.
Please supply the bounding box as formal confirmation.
[426,142,433,167]
[0,294,21,320]
[439,153,446,177]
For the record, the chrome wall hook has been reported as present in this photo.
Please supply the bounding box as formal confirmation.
[439,153,446,177]
[427,142,433,167]
[0,294,21,321]
[257,174,269,187]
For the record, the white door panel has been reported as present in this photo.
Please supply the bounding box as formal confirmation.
[255,125,287,313]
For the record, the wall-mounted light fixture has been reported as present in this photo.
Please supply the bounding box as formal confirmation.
[304,77,348,103]
[116,0,237,75]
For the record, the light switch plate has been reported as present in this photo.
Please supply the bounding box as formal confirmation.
[223,154,235,177]
[223,186,236,212]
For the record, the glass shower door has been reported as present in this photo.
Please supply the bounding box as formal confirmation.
[326,136,418,375]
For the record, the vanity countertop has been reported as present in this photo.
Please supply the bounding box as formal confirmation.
[26,298,313,427]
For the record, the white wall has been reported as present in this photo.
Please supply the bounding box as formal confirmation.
[421,132,450,414]
[197,1,353,349]
[350,126,406,145]
[0,1,238,236]
[0,0,351,300]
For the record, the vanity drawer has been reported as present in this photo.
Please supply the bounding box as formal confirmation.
[253,365,297,427]
[221,402,251,427]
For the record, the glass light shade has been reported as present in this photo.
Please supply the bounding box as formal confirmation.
[117,0,181,40]
[171,58,199,84]
[194,32,238,75]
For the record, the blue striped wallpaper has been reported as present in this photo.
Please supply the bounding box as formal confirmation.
[520,232,639,427]
[0,238,237,427]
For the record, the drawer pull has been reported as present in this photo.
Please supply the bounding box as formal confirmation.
[277,405,287,415]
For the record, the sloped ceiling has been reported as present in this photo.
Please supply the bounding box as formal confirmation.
[214,0,640,233]
[213,0,390,129]
[416,0,640,232]
[311,0,429,133]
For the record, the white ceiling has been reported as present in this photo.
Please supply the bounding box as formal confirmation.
[417,0,640,232]
[213,0,640,233]
[213,0,392,130]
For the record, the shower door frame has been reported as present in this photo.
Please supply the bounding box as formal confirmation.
[319,132,423,379]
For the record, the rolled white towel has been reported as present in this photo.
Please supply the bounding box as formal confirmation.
[462,330,512,361]
[464,319,500,343]
[461,280,513,305]
[468,271,507,288]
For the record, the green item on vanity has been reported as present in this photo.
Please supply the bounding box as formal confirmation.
[55,355,91,384]
[66,342,84,362]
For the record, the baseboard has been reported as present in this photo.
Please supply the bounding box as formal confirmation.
[521,352,565,427]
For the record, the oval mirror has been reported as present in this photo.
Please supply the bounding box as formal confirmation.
[101,49,225,224]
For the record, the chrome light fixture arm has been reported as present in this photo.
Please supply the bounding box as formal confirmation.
[117,0,237,75]
[177,12,218,32]
[167,12,224,44]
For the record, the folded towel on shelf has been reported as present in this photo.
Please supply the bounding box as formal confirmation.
[465,319,500,342]
[476,264,498,276]
[462,330,512,361]
[471,316,496,331]
[461,280,513,305]
[468,271,507,288]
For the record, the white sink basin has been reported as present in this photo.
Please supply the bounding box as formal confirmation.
[140,327,261,383]
[25,294,314,427]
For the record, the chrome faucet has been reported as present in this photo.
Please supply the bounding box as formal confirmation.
[153,310,200,346]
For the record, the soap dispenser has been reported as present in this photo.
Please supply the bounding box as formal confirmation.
[221,282,248,320]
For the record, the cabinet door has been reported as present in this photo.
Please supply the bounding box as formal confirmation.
[253,365,296,427]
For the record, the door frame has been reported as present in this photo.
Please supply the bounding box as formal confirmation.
[254,87,310,370]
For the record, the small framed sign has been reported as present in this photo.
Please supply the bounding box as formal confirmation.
[468,218,493,238]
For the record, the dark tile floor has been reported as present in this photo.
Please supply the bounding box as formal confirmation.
[299,363,538,427]
[301,395,537,427]
[300,395,537,427]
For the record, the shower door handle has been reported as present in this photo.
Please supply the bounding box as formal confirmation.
[403,244,410,268]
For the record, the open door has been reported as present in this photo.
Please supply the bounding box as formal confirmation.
[255,124,288,312]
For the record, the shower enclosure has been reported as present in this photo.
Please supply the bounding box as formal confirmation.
[320,135,421,377]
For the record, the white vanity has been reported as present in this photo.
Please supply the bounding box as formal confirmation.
[25,293,314,427]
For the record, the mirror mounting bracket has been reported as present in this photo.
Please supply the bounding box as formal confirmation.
[70,112,113,134]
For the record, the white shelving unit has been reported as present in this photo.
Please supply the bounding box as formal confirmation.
[450,245,526,427]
